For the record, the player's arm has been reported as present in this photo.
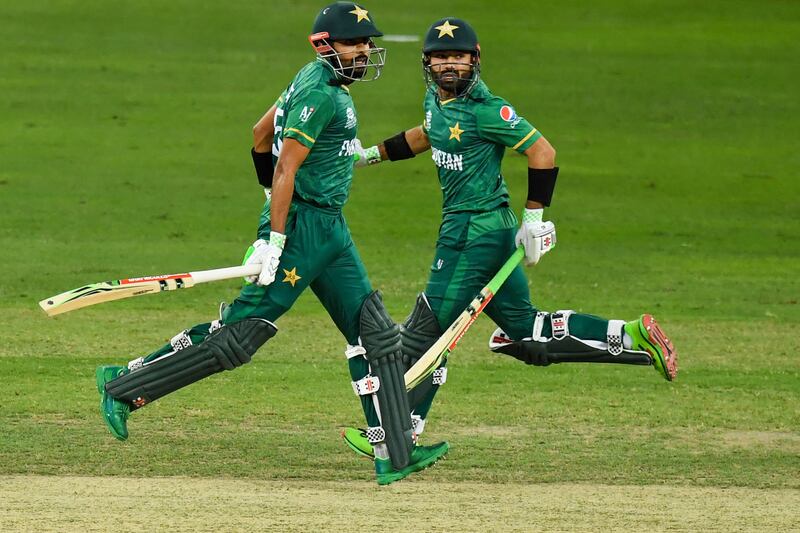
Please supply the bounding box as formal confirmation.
[251,105,277,190]
[270,138,308,234]
[354,126,431,167]
[522,135,557,209]
[516,135,558,266]
[475,99,559,266]
[243,138,308,287]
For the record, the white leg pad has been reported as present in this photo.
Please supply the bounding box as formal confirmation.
[345,343,367,360]
[550,310,574,340]
[170,329,193,351]
[352,375,381,396]
[607,320,626,356]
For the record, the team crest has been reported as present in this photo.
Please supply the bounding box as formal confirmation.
[499,105,517,122]
[282,267,302,287]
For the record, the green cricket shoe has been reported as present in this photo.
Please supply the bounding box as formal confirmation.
[375,441,449,486]
[95,365,131,441]
[624,314,678,381]
[342,427,375,459]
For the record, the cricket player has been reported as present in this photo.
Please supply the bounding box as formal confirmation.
[94,2,448,486]
[342,17,678,457]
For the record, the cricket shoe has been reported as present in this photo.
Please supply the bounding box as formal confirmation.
[375,441,449,486]
[95,365,131,441]
[624,314,678,381]
[342,427,375,459]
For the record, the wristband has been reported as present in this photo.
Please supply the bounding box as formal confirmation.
[382,131,415,161]
[527,167,559,206]
[252,148,274,188]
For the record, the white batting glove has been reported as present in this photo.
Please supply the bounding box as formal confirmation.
[244,231,285,286]
[352,138,382,168]
[515,208,557,266]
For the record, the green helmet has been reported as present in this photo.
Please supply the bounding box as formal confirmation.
[309,3,386,82]
[422,18,481,98]
[422,17,479,54]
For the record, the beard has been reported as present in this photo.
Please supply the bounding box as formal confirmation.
[339,54,369,80]
[433,67,473,94]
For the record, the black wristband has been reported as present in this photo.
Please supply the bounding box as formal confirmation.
[382,131,415,161]
[528,167,559,206]
[251,148,274,188]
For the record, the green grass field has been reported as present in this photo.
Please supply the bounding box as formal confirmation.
[1,0,799,530]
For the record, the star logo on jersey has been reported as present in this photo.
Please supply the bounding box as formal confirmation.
[435,20,459,38]
[448,122,464,142]
[282,267,302,287]
[349,5,370,23]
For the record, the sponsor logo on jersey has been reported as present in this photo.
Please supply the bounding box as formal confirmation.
[500,105,517,122]
[345,107,357,129]
[424,110,432,131]
[431,147,463,171]
[299,106,315,122]
[339,138,360,157]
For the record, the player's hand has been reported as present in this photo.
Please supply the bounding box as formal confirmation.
[515,209,556,266]
[243,232,285,286]
[352,138,381,168]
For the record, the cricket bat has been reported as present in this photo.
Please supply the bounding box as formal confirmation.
[404,246,525,390]
[39,264,262,317]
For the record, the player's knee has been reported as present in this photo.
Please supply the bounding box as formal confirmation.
[207,318,278,370]
[401,293,442,362]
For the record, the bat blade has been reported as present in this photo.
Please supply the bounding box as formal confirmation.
[404,290,489,390]
[403,246,525,390]
[39,274,193,317]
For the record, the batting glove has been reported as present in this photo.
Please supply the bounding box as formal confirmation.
[515,208,557,266]
[352,138,382,168]
[244,231,285,286]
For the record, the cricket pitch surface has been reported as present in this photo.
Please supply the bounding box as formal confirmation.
[3,475,798,532]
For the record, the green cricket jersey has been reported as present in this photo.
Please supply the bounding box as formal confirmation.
[422,80,542,214]
[272,60,359,209]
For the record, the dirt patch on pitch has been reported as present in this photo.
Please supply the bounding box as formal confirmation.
[718,430,800,453]
[2,475,799,532]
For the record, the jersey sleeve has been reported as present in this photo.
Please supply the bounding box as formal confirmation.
[282,89,335,149]
[476,97,542,153]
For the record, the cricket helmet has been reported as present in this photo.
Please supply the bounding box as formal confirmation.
[422,17,481,97]
[309,2,386,82]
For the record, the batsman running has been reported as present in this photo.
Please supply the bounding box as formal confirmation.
[342,17,678,457]
[95,2,448,485]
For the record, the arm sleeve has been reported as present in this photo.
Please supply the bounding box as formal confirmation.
[476,97,542,153]
[282,89,336,149]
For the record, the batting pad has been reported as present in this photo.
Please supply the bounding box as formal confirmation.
[106,318,276,408]
[401,293,446,411]
[360,291,415,470]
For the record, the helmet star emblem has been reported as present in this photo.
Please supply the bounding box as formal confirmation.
[282,267,302,287]
[435,20,459,38]
[349,5,371,23]
[448,122,464,141]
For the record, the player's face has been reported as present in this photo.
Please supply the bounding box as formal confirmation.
[332,38,371,79]
[429,51,474,95]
